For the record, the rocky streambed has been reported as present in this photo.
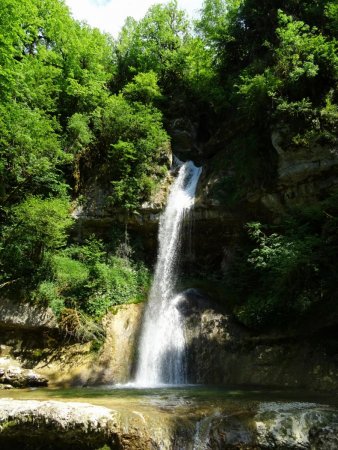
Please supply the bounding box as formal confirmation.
[0,386,338,449]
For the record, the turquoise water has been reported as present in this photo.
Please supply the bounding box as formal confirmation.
[1,385,337,409]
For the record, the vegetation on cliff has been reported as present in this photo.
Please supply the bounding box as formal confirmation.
[227,193,338,330]
[196,0,338,331]
[0,0,337,336]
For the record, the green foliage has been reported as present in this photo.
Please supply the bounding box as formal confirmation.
[0,102,68,203]
[237,70,281,122]
[326,2,338,37]
[183,37,218,101]
[115,0,190,91]
[232,7,338,132]
[0,0,114,207]
[0,0,162,319]
[92,94,169,210]
[122,72,162,104]
[83,255,150,315]
[195,0,338,202]
[196,0,231,44]
[51,255,89,288]
[1,0,337,342]
[67,113,94,154]
[34,281,65,317]
[90,338,105,353]
[227,194,338,330]
[276,13,320,81]
[275,11,338,89]
[0,197,73,281]
[68,235,105,267]
[31,236,151,321]
[247,222,318,275]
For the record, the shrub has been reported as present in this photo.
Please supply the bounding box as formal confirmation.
[30,236,151,325]
[59,308,104,342]
[51,255,89,289]
[229,193,338,331]
[0,196,73,280]
[33,281,65,317]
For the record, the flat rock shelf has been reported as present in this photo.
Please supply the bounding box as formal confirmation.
[0,386,338,449]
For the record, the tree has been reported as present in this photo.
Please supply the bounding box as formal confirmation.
[0,102,68,205]
[0,197,73,281]
[92,94,169,210]
[114,1,190,92]
[122,71,162,105]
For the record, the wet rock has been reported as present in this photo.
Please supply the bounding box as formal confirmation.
[178,290,338,390]
[255,402,338,449]
[0,400,119,449]
[0,345,11,357]
[87,303,144,385]
[193,413,254,450]
[256,402,315,448]
[0,399,171,449]
[175,288,211,317]
[0,398,337,449]
[0,302,145,388]
[181,289,249,384]
[309,424,338,450]
[169,118,199,158]
[0,367,48,388]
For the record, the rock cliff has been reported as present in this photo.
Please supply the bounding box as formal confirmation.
[1,294,337,391]
[0,298,143,387]
[1,116,338,391]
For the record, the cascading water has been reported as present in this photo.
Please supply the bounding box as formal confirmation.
[134,160,202,387]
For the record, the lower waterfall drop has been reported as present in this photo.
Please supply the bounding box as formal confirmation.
[134,160,202,387]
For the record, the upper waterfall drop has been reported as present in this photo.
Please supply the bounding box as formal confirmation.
[134,160,202,387]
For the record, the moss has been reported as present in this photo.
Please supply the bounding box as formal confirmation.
[31,349,45,360]
[109,307,119,316]
[0,421,17,432]
[90,338,104,353]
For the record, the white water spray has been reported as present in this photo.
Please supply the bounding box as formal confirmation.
[134,160,202,387]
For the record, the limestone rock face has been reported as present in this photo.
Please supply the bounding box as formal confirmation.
[179,289,338,390]
[168,117,199,158]
[0,298,58,331]
[0,366,48,388]
[88,303,144,385]
[0,399,186,450]
[71,171,173,264]
[0,302,144,388]
[272,127,338,209]
[192,124,338,220]
[180,289,247,384]
[0,400,126,449]
[1,289,337,391]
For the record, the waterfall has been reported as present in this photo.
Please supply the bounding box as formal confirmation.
[134,160,202,387]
